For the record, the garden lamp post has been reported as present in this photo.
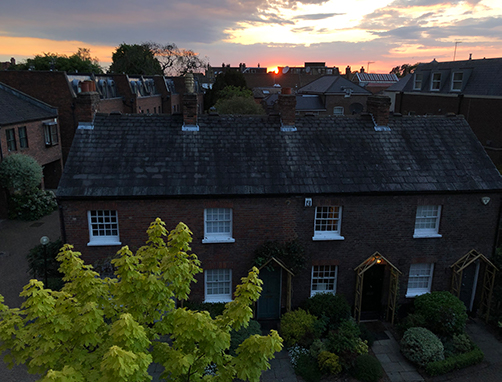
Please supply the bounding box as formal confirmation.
[40,236,50,286]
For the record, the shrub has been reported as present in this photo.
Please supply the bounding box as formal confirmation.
[310,339,327,359]
[318,351,342,375]
[400,327,444,366]
[414,291,468,337]
[293,352,322,382]
[8,189,57,220]
[280,308,320,347]
[229,319,261,356]
[303,292,351,330]
[442,333,474,358]
[358,323,376,347]
[396,312,427,336]
[327,319,368,369]
[353,354,383,382]
[27,239,64,290]
[425,346,484,376]
[0,153,42,191]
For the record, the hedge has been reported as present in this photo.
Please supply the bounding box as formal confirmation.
[425,346,484,376]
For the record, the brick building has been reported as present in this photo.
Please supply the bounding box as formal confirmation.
[0,82,62,217]
[57,92,502,322]
[385,57,502,166]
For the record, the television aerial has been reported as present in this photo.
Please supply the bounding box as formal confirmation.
[283,66,290,74]
[306,66,311,73]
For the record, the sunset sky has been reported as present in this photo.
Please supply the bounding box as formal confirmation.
[1,0,501,73]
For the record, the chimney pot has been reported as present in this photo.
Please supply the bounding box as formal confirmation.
[367,95,391,131]
[278,92,296,131]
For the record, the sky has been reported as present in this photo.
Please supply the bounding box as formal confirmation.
[1,0,502,73]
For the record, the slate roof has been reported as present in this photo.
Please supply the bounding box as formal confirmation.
[0,82,57,126]
[386,57,502,96]
[57,112,502,199]
[298,76,371,95]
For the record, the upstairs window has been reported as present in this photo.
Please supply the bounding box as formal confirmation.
[44,122,58,146]
[313,206,344,240]
[18,126,28,149]
[451,72,463,91]
[203,208,235,243]
[311,265,337,296]
[205,269,232,302]
[414,205,442,238]
[406,263,434,297]
[413,73,423,90]
[333,106,344,115]
[6,128,16,151]
[87,210,121,246]
[431,73,441,91]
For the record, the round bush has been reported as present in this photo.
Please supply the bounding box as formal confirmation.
[303,292,351,329]
[0,153,42,191]
[414,291,468,337]
[401,327,444,366]
[280,308,319,347]
[353,354,383,382]
[318,351,342,375]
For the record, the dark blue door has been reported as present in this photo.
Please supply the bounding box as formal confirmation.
[257,268,281,319]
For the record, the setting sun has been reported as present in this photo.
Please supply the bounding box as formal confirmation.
[268,67,279,74]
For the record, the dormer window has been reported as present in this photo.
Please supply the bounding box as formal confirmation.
[413,73,423,90]
[451,72,463,91]
[431,73,441,91]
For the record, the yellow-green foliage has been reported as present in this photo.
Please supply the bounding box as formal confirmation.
[0,219,283,382]
[317,351,342,375]
[280,308,318,347]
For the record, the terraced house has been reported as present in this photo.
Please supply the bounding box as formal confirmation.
[56,89,502,323]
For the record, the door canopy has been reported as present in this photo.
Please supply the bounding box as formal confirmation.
[354,252,402,324]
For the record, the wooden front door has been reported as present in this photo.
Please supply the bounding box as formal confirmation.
[257,268,282,319]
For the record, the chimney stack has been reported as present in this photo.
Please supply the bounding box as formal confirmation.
[182,73,199,130]
[278,88,296,131]
[75,81,99,124]
[367,95,391,131]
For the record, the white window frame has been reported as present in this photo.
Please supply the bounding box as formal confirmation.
[413,205,442,238]
[406,263,434,297]
[333,106,344,115]
[413,73,423,90]
[205,269,232,303]
[312,206,344,241]
[203,208,235,244]
[87,210,121,246]
[430,72,441,91]
[451,72,463,91]
[311,265,338,296]
[44,122,59,146]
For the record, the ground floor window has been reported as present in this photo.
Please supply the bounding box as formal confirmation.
[406,263,434,297]
[87,210,121,246]
[205,269,232,302]
[311,265,337,296]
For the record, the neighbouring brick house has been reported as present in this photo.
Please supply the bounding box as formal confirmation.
[57,90,502,323]
[385,57,502,166]
[0,82,62,217]
[0,71,202,163]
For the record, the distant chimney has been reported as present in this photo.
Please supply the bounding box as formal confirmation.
[278,88,296,131]
[182,73,199,131]
[469,53,472,60]
[345,65,351,78]
[360,66,365,73]
[367,95,391,131]
[75,84,99,123]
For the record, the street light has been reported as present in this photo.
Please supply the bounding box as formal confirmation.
[40,236,50,286]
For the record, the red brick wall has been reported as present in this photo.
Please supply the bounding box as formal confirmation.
[59,192,501,309]
[324,95,369,115]
[137,95,163,114]
[97,98,124,114]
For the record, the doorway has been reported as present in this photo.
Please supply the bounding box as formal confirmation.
[361,264,385,320]
[257,268,282,320]
[459,260,480,312]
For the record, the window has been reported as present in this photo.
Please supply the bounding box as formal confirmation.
[414,205,442,238]
[203,208,235,243]
[87,210,121,246]
[313,206,344,240]
[451,72,463,91]
[205,269,232,302]
[44,123,58,146]
[6,128,16,151]
[413,73,423,90]
[406,263,434,297]
[18,126,28,149]
[311,265,337,296]
[431,73,441,91]
[333,106,344,115]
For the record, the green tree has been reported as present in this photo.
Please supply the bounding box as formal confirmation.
[204,71,249,110]
[213,86,264,115]
[0,153,42,192]
[0,219,282,381]
[11,48,103,73]
[109,43,163,75]
[389,63,418,78]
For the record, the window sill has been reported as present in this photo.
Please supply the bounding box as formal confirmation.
[413,233,442,239]
[204,297,233,303]
[406,290,430,298]
[311,291,335,297]
[202,237,235,244]
[87,240,122,247]
[312,234,344,241]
